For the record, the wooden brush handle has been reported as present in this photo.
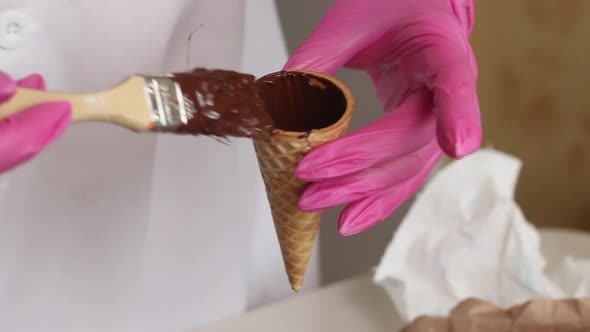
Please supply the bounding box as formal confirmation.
[0,76,154,132]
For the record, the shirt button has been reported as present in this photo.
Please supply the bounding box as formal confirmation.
[0,11,34,50]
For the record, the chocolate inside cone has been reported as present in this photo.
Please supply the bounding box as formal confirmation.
[256,71,348,133]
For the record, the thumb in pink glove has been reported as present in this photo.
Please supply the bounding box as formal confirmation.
[0,72,71,173]
[285,0,481,235]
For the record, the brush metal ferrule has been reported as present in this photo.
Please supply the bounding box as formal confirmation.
[142,75,196,130]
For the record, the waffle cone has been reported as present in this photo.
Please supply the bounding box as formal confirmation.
[253,70,355,292]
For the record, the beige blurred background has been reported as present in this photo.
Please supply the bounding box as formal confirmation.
[276,0,590,285]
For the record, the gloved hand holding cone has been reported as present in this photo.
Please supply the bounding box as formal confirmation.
[253,70,355,292]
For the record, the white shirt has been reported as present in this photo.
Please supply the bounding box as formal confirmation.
[0,1,320,331]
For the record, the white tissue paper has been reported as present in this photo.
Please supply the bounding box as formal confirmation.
[373,148,590,323]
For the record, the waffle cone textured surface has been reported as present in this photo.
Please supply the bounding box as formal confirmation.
[253,70,354,292]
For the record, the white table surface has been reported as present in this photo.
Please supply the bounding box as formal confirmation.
[196,228,590,332]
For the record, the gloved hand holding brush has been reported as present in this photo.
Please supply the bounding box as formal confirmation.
[285,0,481,235]
[0,72,71,174]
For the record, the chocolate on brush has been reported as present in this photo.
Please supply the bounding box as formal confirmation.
[166,68,274,139]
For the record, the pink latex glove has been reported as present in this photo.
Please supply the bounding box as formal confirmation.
[285,0,481,235]
[0,72,71,174]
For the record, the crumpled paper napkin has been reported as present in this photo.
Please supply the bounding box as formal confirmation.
[373,149,590,323]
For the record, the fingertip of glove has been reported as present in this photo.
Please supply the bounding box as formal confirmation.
[438,127,482,159]
[17,73,46,90]
[24,100,72,121]
[294,162,312,180]
[283,49,341,76]
[0,150,38,174]
[295,155,326,181]
[43,101,72,140]
[338,210,382,236]
[0,101,71,173]
[14,101,72,145]
[48,101,73,138]
[297,187,329,212]
[0,73,16,102]
[337,197,384,236]
[295,150,357,181]
[338,223,362,237]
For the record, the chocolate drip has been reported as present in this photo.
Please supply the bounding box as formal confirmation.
[170,68,273,139]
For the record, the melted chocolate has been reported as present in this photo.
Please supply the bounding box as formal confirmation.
[171,68,273,139]
[256,71,347,132]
